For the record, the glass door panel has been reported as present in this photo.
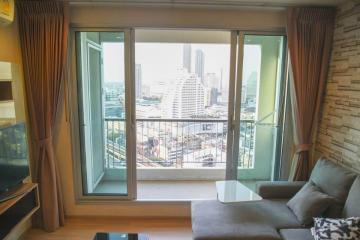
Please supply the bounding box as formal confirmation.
[134,29,231,199]
[135,30,231,172]
[76,31,131,196]
[235,35,286,182]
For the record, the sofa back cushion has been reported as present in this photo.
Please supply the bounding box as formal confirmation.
[287,181,335,226]
[310,158,357,217]
[343,176,360,218]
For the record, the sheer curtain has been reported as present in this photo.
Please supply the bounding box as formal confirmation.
[17,0,69,232]
[287,7,335,181]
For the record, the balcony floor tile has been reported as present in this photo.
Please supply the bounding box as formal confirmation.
[138,180,217,200]
[93,180,257,200]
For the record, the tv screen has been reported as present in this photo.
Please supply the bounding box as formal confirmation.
[0,123,30,194]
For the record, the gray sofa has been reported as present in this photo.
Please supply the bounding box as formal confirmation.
[191,158,360,240]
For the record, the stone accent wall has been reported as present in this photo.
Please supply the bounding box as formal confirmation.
[315,0,360,172]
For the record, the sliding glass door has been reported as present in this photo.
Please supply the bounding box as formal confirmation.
[134,30,231,199]
[230,34,287,182]
[73,29,287,199]
[76,30,135,198]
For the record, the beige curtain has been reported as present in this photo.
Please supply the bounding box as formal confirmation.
[287,7,335,181]
[17,0,69,232]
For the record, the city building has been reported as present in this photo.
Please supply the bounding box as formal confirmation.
[205,87,218,107]
[195,49,205,83]
[183,44,191,73]
[204,73,219,89]
[105,101,125,118]
[135,64,142,98]
[105,89,119,101]
[168,74,205,118]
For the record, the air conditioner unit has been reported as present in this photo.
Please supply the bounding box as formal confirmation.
[0,0,14,26]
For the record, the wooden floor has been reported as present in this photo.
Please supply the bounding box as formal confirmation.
[24,217,192,240]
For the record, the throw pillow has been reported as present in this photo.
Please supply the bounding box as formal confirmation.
[312,217,360,240]
[287,181,334,226]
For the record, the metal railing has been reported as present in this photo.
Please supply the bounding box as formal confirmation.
[104,118,255,169]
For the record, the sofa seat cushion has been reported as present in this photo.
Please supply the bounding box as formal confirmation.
[192,199,301,240]
[279,229,313,240]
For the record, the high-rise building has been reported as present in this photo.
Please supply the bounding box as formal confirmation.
[183,44,191,73]
[167,74,205,118]
[219,68,223,93]
[209,88,218,106]
[195,49,205,83]
[205,73,219,89]
[204,87,218,107]
[135,64,142,98]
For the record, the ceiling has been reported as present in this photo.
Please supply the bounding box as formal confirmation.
[68,0,345,7]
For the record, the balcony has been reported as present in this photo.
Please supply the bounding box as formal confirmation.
[91,118,256,198]
[104,118,255,171]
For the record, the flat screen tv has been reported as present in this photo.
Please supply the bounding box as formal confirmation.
[0,123,30,195]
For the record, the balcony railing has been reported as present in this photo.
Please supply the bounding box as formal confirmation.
[104,118,255,169]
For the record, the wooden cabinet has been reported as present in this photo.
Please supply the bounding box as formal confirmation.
[0,183,40,240]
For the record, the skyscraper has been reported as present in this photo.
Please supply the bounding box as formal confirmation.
[204,87,218,107]
[167,74,205,118]
[135,64,142,98]
[205,73,219,89]
[183,44,191,73]
[195,49,205,83]
[219,68,223,93]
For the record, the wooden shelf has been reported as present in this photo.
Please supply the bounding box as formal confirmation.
[0,183,40,240]
[0,61,16,125]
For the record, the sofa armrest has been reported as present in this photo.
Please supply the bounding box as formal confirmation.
[256,181,307,199]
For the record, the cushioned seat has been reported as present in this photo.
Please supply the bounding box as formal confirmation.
[279,229,313,240]
[191,199,301,240]
[191,159,358,240]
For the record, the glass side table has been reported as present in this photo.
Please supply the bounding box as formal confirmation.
[94,232,149,240]
[216,180,262,203]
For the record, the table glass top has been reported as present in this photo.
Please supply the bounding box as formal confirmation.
[94,233,149,240]
[216,180,262,203]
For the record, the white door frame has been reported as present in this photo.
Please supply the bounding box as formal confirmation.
[70,28,137,201]
[226,31,241,180]
[230,31,246,180]
[227,31,288,181]
[70,28,287,201]
[124,29,137,200]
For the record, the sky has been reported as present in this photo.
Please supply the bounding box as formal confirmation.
[135,43,230,86]
[102,42,261,88]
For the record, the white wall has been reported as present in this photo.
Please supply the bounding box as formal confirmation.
[70,5,286,30]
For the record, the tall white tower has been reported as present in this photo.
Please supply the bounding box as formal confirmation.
[169,74,205,118]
